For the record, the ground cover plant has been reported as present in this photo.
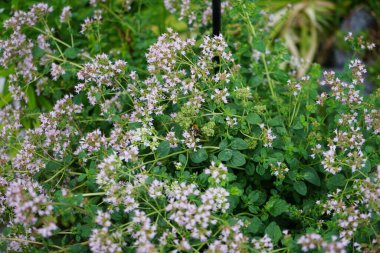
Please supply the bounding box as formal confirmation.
[0,1,379,252]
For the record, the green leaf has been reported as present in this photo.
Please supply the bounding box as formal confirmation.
[248,205,260,214]
[265,222,282,243]
[306,104,317,113]
[230,138,248,150]
[228,151,246,167]
[77,174,86,182]
[156,141,170,157]
[271,152,284,161]
[327,174,346,191]
[309,63,322,79]
[292,119,303,130]
[253,39,265,52]
[46,161,61,171]
[218,149,233,161]
[268,116,283,127]
[26,86,37,110]
[250,75,263,88]
[303,168,320,186]
[246,163,255,176]
[38,96,53,110]
[248,190,266,205]
[273,69,288,82]
[227,173,237,182]
[229,186,243,196]
[2,227,11,236]
[265,197,289,217]
[293,181,307,196]
[219,139,229,150]
[275,127,287,135]
[0,93,12,108]
[69,244,88,253]
[32,47,45,57]
[256,165,266,175]
[190,148,208,163]
[248,190,260,203]
[228,195,240,211]
[64,47,80,59]
[179,154,187,165]
[246,113,262,125]
[79,225,92,237]
[247,216,263,234]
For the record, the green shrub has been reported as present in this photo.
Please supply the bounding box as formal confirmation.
[0,1,379,252]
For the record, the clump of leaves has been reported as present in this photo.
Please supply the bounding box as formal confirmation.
[0,1,379,253]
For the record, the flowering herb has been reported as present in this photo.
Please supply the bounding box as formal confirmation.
[0,1,379,253]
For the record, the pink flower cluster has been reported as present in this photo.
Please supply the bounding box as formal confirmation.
[260,124,276,148]
[164,0,231,28]
[89,211,125,253]
[2,177,58,240]
[204,161,228,184]
[319,60,366,106]
[76,54,127,105]
[1,3,52,82]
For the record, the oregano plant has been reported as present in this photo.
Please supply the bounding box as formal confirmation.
[0,1,379,252]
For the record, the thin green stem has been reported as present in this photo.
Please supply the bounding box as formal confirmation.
[82,192,106,197]
[68,22,74,47]
[261,54,276,99]
[33,27,71,48]
[270,248,289,253]
[46,54,82,69]
[2,238,64,250]
[289,94,301,127]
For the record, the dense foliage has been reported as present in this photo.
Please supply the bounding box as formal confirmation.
[0,1,379,252]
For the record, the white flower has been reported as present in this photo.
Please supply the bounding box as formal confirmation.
[60,6,71,23]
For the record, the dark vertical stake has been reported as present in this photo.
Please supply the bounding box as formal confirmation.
[212,0,221,73]
[212,0,221,36]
